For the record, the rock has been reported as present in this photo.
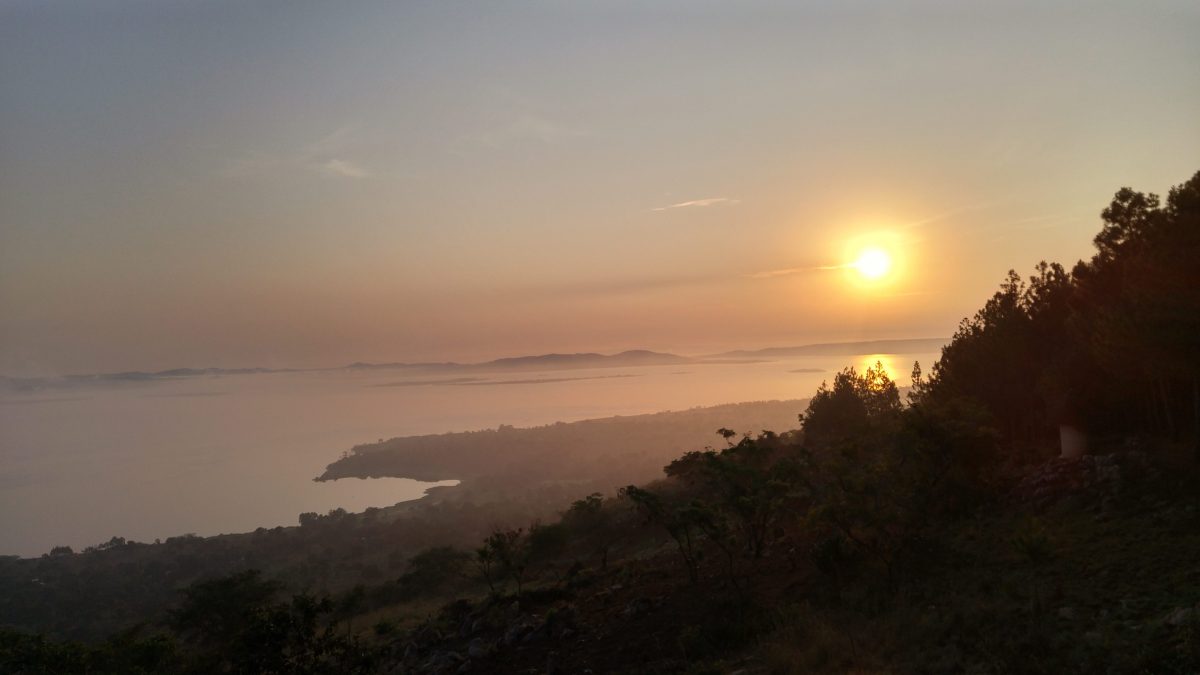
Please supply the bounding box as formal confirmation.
[1057,606,1076,620]
[1013,452,1135,506]
[504,623,530,646]
[1166,607,1194,626]
[501,599,521,623]
[467,638,489,659]
[424,651,463,673]
[522,624,549,643]
[544,605,578,638]
[622,597,653,618]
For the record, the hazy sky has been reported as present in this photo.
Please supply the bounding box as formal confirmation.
[2,0,1197,376]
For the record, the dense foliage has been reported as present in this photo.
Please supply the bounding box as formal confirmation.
[924,171,1200,454]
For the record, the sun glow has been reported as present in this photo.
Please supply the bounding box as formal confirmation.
[833,228,908,292]
[853,247,893,280]
[859,353,898,380]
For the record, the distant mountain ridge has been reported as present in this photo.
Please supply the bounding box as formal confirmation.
[0,340,947,392]
[0,367,295,393]
[346,349,691,372]
[709,337,947,359]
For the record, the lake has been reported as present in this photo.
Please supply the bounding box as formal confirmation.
[0,350,938,557]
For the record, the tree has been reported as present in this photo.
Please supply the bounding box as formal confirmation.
[665,430,806,560]
[562,493,622,570]
[170,570,282,650]
[801,361,1000,585]
[621,485,704,585]
[398,546,471,596]
[480,528,532,596]
[919,170,1200,456]
[474,545,499,594]
[801,362,901,447]
[169,571,372,674]
[1084,172,1200,449]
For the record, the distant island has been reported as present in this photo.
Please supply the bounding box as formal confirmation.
[343,348,692,373]
[0,338,947,393]
[709,337,948,359]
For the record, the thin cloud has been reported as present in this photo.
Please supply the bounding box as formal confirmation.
[317,159,369,179]
[223,126,371,180]
[748,263,846,279]
[652,197,740,212]
[303,127,356,156]
[748,267,807,279]
[506,114,587,145]
[518,273,729,299]
[900,200,1008,229]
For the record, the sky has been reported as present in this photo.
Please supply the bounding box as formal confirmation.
[1,0,1197,377]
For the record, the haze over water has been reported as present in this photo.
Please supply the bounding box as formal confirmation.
[0,350,936,557]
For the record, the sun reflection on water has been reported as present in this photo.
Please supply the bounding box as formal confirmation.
[859,353,898,381]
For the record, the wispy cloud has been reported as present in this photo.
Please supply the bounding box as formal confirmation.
[317,158,369,179]
[503,114,587,145]
[748,263,847,279]
[652,197,740,212]
[900,200,1009,230]
[513,273,728,299]
[223,126,371,180]
[748,267,807,279]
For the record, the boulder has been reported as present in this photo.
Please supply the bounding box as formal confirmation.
[1166,607,1195,626]
[622,597,653,618]
[504,622,531,646]
[467,637,489,659]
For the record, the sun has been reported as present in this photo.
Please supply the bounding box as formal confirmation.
[852,247,892,280]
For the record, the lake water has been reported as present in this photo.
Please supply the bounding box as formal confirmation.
[0,351,938,557]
